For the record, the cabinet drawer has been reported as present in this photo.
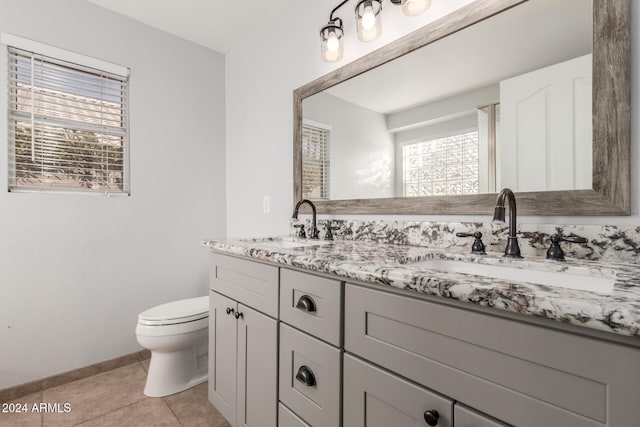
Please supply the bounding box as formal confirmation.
[278,404,310,427]
[345,284,640,427]
[280,268,342,346]
[279,324,341,427]
[210,253,279,318]
[454,404,509,427]
[344,354,452,427]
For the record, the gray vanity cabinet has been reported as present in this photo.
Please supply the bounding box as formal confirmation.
[207,252,640,427]
[345,283,640,427]
[209,254,278,427]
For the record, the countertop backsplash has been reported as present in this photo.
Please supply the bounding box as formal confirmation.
[290,219,640,265]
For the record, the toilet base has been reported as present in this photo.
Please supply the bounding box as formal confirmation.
[142,334,208,397]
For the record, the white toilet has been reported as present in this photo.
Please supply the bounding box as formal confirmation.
[135,296,209,397]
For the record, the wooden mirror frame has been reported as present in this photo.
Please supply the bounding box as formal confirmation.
[293,0,630,216]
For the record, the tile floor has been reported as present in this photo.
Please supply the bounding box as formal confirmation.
[0,360,231,427]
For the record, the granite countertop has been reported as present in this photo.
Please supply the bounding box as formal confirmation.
[202,236,640,338]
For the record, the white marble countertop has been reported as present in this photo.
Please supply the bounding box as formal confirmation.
[202,236,640,338]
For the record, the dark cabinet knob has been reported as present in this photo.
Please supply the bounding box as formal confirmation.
[234,311,243,319]
[423,409,439,426]
[295,295,317,313]
[295,365,316,387]
[225,307,234,315]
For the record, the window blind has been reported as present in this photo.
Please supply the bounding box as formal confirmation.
[302,123,330,200]
[7,46,129,194]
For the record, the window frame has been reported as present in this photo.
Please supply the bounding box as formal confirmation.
[3,33,130,196]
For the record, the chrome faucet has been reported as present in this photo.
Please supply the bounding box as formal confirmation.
[493,188,522,258]
[292,199,319,239]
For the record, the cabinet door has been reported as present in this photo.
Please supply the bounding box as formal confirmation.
[279,404,311,427]
[237,304,278,427]
[209,292,238,426]
[454,404,509,427]
[344,354,452,427]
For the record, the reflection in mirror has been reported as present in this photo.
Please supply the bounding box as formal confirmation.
[301,0,592,201]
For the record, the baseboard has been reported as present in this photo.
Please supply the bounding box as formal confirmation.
[0,349,151,402]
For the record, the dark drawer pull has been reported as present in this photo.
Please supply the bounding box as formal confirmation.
[295,365,316,387]
[295,295,317,313]
[234,311,243,320]
[423,409,439,426]
[225,307,234,315]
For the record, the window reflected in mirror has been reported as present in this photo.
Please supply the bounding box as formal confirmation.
[302,120,331,200]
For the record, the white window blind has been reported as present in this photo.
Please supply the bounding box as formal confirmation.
[302,122,330,200]
[7,45,129,194]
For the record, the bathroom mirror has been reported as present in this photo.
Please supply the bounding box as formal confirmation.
[293,0,630,215]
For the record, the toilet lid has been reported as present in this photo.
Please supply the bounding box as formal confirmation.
[138,296,208,326]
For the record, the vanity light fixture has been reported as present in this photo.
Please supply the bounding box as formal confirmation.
[321,0,432,62]
[355,0,383,42]
[400,0,432,16]
[321,17,345,62]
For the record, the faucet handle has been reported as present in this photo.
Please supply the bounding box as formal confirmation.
[546,234,588,261]
[324,223,340,240]
[294,224,306,239]
[456,232,486,255]
[324,225,334,240]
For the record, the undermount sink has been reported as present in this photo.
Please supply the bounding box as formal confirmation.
[411,259,615,294]
[247,237,333,250]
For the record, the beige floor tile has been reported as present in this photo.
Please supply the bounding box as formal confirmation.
[164,382,229,427]
[75,398,180,427]
[140,359,150,373]
[42,363,147,426]
[0,391,42,427]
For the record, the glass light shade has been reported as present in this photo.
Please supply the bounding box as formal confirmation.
[320,24,344,62]
[402,0,431,16]
[355,0,382,42]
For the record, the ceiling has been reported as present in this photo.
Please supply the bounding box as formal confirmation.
[87,0,290,53]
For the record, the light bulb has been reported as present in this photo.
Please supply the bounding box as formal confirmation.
[402,0,431,16]
[326,33,340,51]
[320,22,343,62]
[323,48,341,62]
[361,5,376,29]
[356,0,382,42]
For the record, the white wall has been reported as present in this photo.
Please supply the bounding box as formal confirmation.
[0,0,226,388]
[304,92,394,199]
[226,0,475,237]
[226,0,640,233]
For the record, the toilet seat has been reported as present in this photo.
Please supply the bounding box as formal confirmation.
[138,296,208,326]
